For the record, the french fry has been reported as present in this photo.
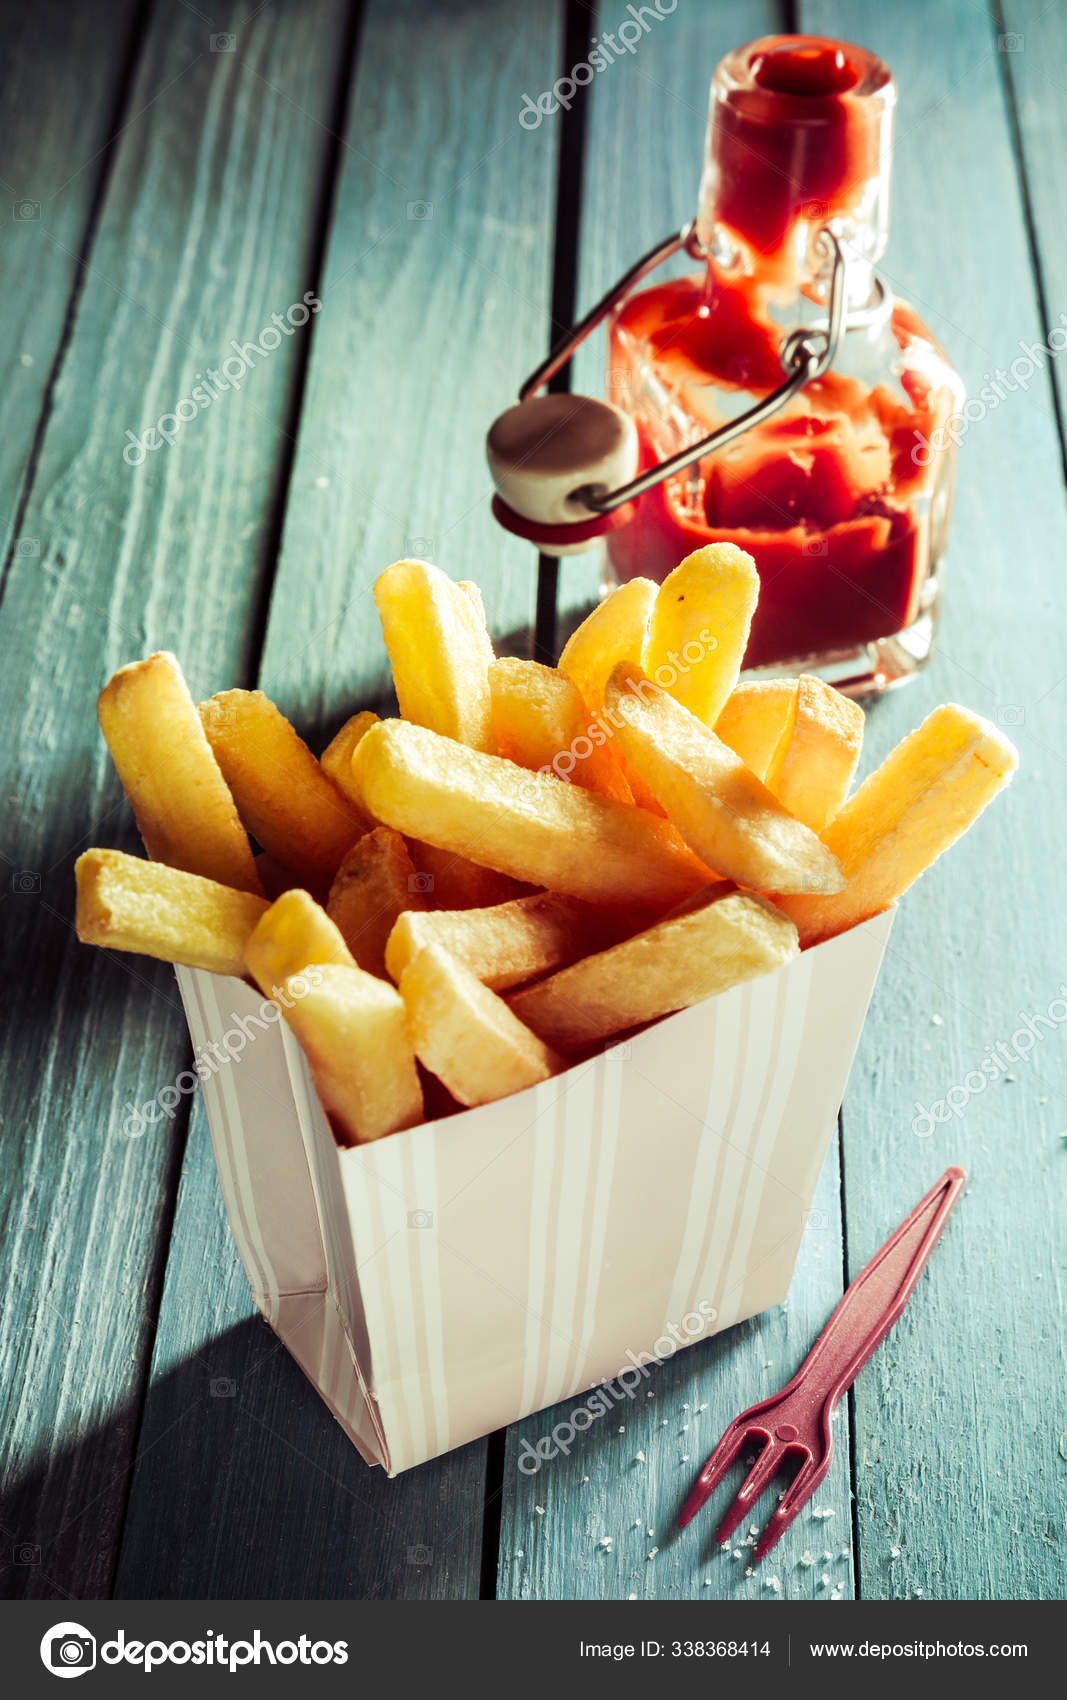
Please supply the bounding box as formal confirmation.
[457,580,497,666]
[605,665,845,895]
[510,890,799,1051]
[644,543,759,727]
[404,841,516,910]
[244,888,356,998]
[199,689,366,888]
[75,848,268,976]
[320,707,512,905]
[558,576,656,709]
[350,719,714,908]
[400,943,563,1106]
[320,709,379,794]
[327,826,427,979]
[97,653,261,893]
[762,675,864,833]
[777,705,1019,946]
[385,891,620,991]
[276,965,424,1144]
[489,657,633,802]
[374,559,495,751]
[713,680,797,780]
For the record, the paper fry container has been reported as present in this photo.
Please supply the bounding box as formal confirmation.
[176,909,892,1474]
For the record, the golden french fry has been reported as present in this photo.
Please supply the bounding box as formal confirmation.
[510,890,798,1051]
[386,891,620,991]
[199,689,366,888]
[400,943,563,1106]
[713,680,798,780]
[276,965,424,1144]
[605,665,845,895]
[374,559,495,751]
[75,848,268,976]
[762,675,864,833]
[644,543,759,726]
[457,580,497,665]
[404,841,515,910]
[327,826,427,979]
[558,577,656,710]
[777,705,1018,946]
[98,653,261,893]
[489,657,633,802]
[244,888,355,997]
[350,719,713,908]
[320,710,379,794]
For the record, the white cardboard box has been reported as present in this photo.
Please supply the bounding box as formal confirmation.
[176,908,892,1474]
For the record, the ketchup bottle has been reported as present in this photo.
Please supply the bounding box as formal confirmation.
[488,36,964,696]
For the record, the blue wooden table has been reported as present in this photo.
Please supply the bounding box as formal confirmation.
[1,0,1064,1603]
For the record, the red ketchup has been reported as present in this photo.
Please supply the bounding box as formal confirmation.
[606,36,963,689]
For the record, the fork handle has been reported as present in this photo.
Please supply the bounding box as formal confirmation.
[790,1166,965,1413]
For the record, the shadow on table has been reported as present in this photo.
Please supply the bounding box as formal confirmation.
[0,1317,488,1602]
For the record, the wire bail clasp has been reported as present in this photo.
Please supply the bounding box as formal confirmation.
[516,225,851,518]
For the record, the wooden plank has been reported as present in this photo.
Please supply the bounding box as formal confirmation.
[802,0,1067,1600]
[1001,1,1067,451]
[256,0,565,729]
[0,0,142,565]
[118,0,565,1598]
[496,0,866,1604]
[0,0,350,1601]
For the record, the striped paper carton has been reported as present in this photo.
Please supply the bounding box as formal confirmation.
[176,908,892,1473]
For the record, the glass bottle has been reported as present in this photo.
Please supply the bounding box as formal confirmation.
[605,34,964,693]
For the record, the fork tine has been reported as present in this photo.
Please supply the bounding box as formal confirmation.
[752,1455,827,1560]
[676,1420,751,1529]
[714,1439,783,1545]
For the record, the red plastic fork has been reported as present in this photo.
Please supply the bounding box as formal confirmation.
[678,1166,966,1560]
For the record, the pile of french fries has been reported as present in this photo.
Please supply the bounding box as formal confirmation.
[76,546,1018,1146]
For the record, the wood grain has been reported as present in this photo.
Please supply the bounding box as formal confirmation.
[256,0,565,735]
[0,0,353,1600]
[0,0,142,568]
[803,0,1067,1601]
